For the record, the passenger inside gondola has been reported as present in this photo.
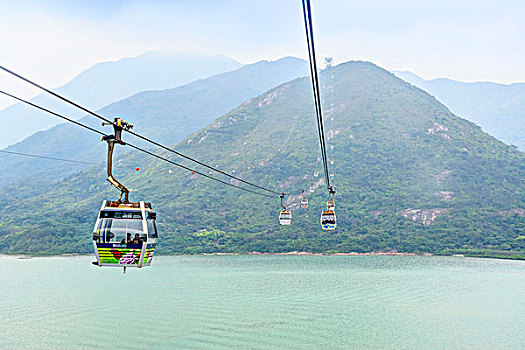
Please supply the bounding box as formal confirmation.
[322,214,336,224]
[97,210,144,244]
[121,233,132,244]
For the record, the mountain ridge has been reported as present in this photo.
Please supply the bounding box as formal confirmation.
[0,60,522,258]
[0,51,243,148]
[0,56,309,189]
[393,71,525,151]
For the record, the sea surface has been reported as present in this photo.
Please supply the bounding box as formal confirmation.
[0,255,524,349]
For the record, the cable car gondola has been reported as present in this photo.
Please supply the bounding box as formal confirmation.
[320,210,337,230]
[93,200,158,269]
[321,187,337,230]
[300,189,309,209]
[279,193,292,225]
[301,198,309,208]
[92,117,158,272]
[279,210,292,225]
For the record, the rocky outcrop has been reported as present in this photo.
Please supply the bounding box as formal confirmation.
[428,122,448,134]
[435,170,451,184]
[401,208,448,225]
[258,84,290,107]
[497,208,525,217]
[434,191,454,200]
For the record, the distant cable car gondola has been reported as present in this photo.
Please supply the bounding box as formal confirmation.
[279,210,292,225]
[301,198,309,209]
[300,189,309,208]
[92,117,158,273]
[320,187,337,230]
[279,193,292,225]
[320,210,337,230]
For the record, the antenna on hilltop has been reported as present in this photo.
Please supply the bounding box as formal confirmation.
[324,57,333,69]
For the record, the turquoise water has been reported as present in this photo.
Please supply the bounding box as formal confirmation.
[0,255,523,349]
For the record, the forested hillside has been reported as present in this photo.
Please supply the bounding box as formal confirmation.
[0,57,308,189]
[0,61,523,258]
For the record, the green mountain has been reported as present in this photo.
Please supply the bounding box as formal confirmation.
[0,50,242,149]
[1,61,523,258]
[0,57,308,189]
[394,71,525,151]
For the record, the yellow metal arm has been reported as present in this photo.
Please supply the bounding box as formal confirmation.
[101,117,133,203]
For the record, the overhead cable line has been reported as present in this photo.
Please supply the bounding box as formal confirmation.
[0,149,96,165]
[0,90,106,137]
[0,65,282,196]
[301,0,333,194]
[0,90,275,198]
[301,2,328,185]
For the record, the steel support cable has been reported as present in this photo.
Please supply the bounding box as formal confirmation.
[303,0,331,189]
[301,0,328,184]
[0,90,107,136]
[0,149,96,165]
[0,90,274,198]
[302,0,330,188]
[0,65,281,196]
[301,0,331,191]
[125,144,275,198]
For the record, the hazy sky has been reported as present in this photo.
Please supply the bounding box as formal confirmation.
[1,0,524,109]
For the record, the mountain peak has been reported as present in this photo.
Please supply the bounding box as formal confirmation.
[1,60,522,257]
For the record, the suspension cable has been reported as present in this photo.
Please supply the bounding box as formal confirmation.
[0,149,96,165]
[301,0,332,193]
[0,65,281,196]
[0,90,275,198]
[301,1,328,186]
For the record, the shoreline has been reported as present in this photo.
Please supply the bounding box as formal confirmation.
[2,251,424,258]
[238,251,424,256]
[2,251,524,261]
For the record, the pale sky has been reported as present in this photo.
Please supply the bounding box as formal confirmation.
[1,0,524,109]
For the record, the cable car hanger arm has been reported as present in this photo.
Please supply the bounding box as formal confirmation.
[101,117,133,203]
[280,193,287,210]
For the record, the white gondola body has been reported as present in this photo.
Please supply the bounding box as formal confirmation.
[320,210,337,230]
[279,210,292,225]
[301,198,309,208]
